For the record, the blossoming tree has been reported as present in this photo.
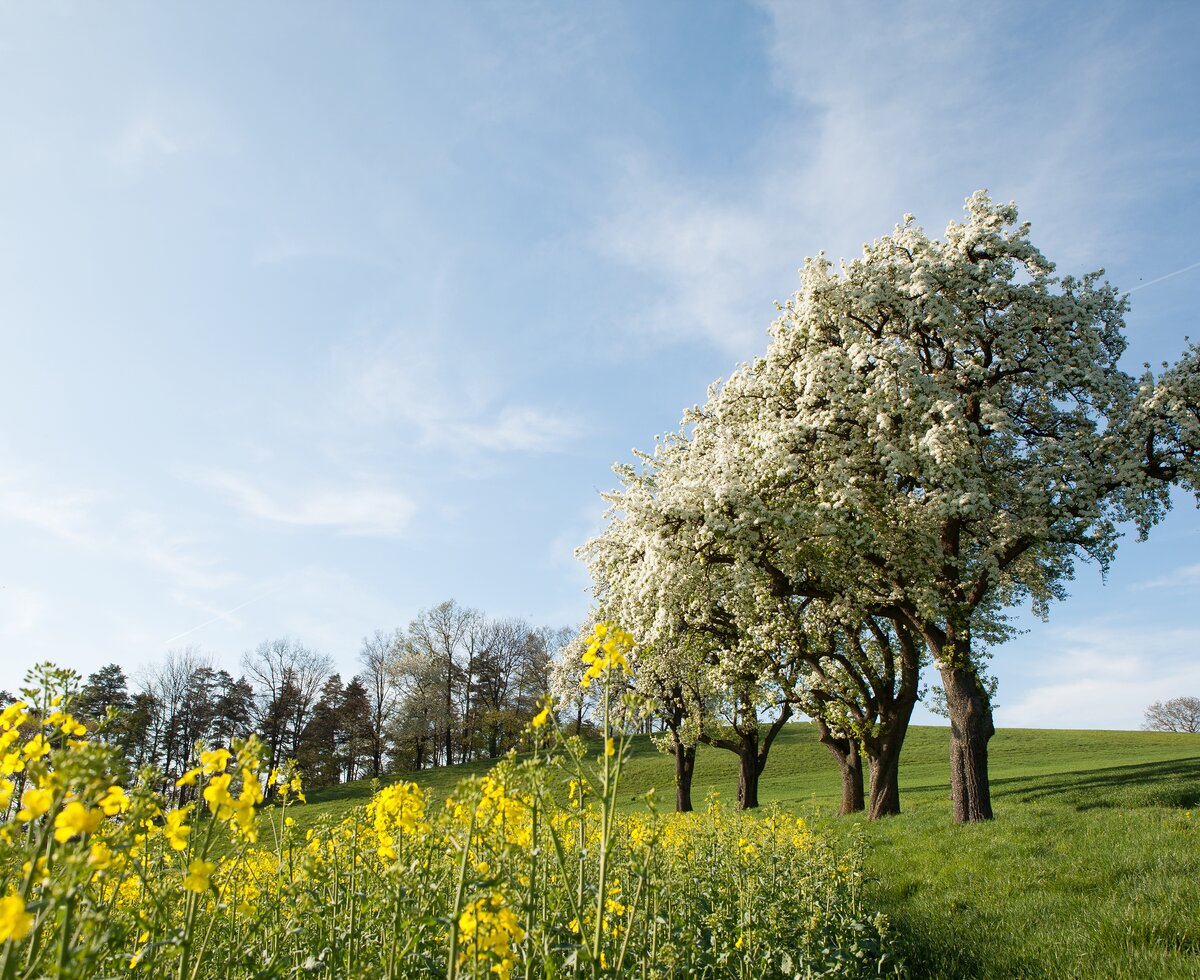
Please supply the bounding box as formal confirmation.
[588,192,1200,823]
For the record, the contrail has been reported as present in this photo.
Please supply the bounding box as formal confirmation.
[1127,259,1200,293]
[161,590,274,647]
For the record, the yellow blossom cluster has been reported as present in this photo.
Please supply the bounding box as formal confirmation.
[367,780,428,860]
[580,622,634,688]
[457,893,525,980]
[455,774,533,851]
[0,664,894,979]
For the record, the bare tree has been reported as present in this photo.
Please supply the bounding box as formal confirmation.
[242,637,333,777]
[138,646,213,796]
[1143,696,1200,733]
[471,618,532,759]
[359,629,401,778]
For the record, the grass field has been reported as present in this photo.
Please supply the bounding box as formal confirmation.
[305,725,1200,979]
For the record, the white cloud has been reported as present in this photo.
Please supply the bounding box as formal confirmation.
[1133,563,1200,592]
[0,476,98,546]
[106,114,181,171]
[999,622,1200,729]
[104,98,235,174]
[453,406,580,454]
[160,587,280,648]
[336,329,582,455]
[251,233,372,267]
[595,1,1179,353]
[594,175,781,352]
[192,470,416,538]
[122,510,240,594]
[0,466,237,599]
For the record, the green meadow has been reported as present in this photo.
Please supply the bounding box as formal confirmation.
[303,725,1200,979]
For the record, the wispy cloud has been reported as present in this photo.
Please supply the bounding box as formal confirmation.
[594,172,782,352]
[191,470,416,538]
[1133,563,1200,592]
[122,511,240,593]
[161,588,277,647]
[453,406,580,454]
[1127,259,1200,293]
[106,113,182,171]
[251,232,381,268]
[1000,622,1200,729]
[595,2,1180,353]
[0,466,238,601]
[104,99,235,174]
[336,329,582,455]
[0,476,99,546]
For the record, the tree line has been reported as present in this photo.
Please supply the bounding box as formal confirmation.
[13,601,568,797]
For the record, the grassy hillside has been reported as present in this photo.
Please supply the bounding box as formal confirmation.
[301,725,1200,979]
[301,724,1199,818]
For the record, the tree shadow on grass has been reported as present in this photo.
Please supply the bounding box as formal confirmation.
[990,758,1200,810]
[895,758,1200,812]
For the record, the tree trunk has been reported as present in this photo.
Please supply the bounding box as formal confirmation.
[814,719,864,816]
[700,701,790,811]
[865,685,918,819]
[444,674,453,768]
[941,662,995,822]
[867,749,901,820]
[736,747,761,810]
[673,742,695,813]
[837,741,864,815]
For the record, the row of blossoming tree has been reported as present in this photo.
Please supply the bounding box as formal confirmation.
[581,192,1200,823]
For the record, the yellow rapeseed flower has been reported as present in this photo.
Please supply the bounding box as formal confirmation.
[531,704,552,728]
[199,748,231,773]
[202,773,235,815]
[368,781,427,858]
[175,768,202,788]
[229,796,258,842]
[45,711,86,737]
[17,786,53,822]
[88,841,124,871]
[164,809,192,852]
[0,702,29,730]
[457,894,525,980]
[580,622,635,688]
[0,895,32,943]
[183,859,217,894]
[97,785,129,816]
[54,801,103,843]
[21,734,50,763]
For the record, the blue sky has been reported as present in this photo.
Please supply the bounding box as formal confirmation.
[1,1,1198,728]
